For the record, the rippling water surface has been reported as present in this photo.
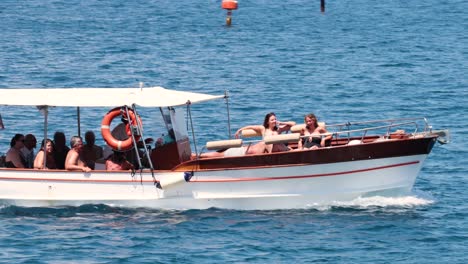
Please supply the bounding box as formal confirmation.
[0,0,467,263]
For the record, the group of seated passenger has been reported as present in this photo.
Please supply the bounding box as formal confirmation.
[3,130,135,172]
[198,112,331,159]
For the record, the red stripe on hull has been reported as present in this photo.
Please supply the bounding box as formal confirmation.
[0,161,419,184]
[192,160,420,183]
[0,177,148,183]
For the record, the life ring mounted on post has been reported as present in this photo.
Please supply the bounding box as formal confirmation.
[101,107,143,151]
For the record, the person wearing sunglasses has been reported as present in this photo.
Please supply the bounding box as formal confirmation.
[5,134,26,168]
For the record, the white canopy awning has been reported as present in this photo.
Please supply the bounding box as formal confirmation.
[0,86,225,107]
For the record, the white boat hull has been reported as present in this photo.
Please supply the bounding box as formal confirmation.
[0,88,441,210]
[0,155,427,210]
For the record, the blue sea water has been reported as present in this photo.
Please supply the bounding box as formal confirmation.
[0,0,467,263]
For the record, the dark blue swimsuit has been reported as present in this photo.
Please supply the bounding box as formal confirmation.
[302,136,322,148]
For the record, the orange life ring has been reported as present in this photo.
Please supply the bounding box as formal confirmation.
[101,108,142,151]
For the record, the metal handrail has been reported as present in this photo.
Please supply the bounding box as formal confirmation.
[326,117,428,129]
[330,121,421,137]
[296,118,431,144]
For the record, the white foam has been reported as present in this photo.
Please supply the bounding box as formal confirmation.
[333,195,434,208]
[305,191,435,211]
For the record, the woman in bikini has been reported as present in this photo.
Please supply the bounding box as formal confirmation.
[298,113,332,149]
[235,112,296,154]
[197,112,295,159]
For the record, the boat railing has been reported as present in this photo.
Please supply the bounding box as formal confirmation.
[327,117,428,127]
[325,117,431,143]
[197,118,433,155]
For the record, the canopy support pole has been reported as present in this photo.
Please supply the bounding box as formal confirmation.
[187,101,198,156]
[42,106,49,169]
[123,105,143,171]
[224,90,232,139]
[0,113,4,130]
[132,104,154,171]
[77,107,81,137]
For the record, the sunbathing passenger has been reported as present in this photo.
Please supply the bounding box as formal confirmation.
[235,112,295,153]
[298,113,332,149]
[5,134,26,168]
[65,136,92,172]
[198,113,295,159]
[34,139,57,169]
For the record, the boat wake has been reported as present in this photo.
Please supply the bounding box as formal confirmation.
[306,191,435,211]
[333,195,433,207]
[0,191,435,215]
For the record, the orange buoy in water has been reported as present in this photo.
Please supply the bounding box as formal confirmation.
[221,0,238,26]
[222,0,238,10]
